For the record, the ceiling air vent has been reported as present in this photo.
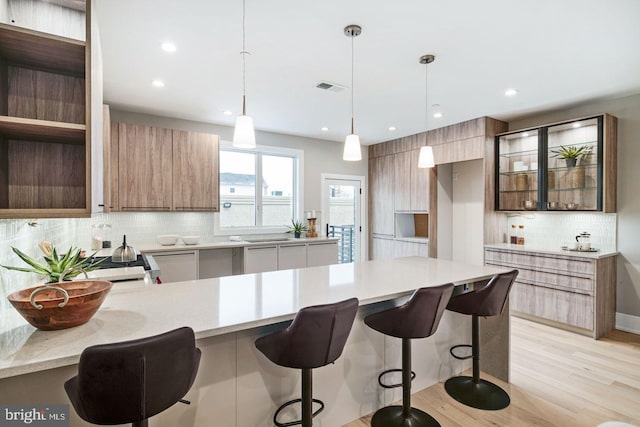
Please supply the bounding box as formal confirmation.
[316,81,346,92]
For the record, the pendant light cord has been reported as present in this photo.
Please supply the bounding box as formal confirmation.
[351,34,355,134]
[241,0,247,115]
[424,61,429,131]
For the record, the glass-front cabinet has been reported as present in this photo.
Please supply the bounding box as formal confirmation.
[495,114,617,212]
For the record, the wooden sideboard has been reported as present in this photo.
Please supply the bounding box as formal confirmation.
[485,245,616,338]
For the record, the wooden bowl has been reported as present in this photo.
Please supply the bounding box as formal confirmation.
[7,280,113,331]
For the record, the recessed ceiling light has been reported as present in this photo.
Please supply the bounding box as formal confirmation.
[223,110,233,115]
[433,112,443,118]
[321,127,329,132]
[161,42,176,53]
[522,132,529,137]
[572,122,581,128]
[388,126,396,131]
[152,79,165,87]
[505,88,518,97]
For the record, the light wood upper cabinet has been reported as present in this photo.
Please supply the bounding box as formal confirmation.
[393,151,412,211]
[410,149,430,211]
[369,155,394,236]
[118,123,173,210]
[172,130,219,211]
[106,119,220,212]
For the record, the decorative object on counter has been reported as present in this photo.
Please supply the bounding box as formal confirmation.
[91,223,112,250]
[1,243,106,283]
[232,0,256,149]
[112,235,137,263]
[550,144,592,168]
[517,225,525,245]
[510,225,517,244]
[547,201,560,210]
[516,173,529,191]
[287,219,308,238]
[418,54,436,169]
[181,235,201,245]
[565,202,579,210]
[576,231,591,251]
[157,234,180,246]
[7,280,112,331]
[342,24,363,161]
[522,200,537,210]
[306,217,318,238]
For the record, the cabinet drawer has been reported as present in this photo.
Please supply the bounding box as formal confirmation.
[488,265,594,294]
[485,249,594,277]
[511,282,593,330]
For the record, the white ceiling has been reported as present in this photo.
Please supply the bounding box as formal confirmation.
[96,0,640,145]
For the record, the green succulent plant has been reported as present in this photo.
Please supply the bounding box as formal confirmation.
[1,246,106,283]
[286,219,308,233]
[550,144,592,159]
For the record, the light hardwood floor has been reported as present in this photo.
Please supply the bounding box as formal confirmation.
[345,316,640,426]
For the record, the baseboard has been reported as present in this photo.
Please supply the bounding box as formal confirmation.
[616,312,640,335]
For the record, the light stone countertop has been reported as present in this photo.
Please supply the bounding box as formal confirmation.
[0,256,507,379]
[93,237,340,256]
[484,243,618,259]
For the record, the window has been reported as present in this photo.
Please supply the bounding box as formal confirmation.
[218,146,302,231]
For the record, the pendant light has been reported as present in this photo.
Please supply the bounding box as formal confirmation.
[343,25,362,161]
[418,54,435,168]
[232,0,256,149]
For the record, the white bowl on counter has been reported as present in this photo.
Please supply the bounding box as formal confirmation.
[157,234,179,246]
[181,235,201,245]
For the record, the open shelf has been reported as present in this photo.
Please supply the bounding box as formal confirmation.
[498,148,538,158]
[0,116,85,143]
[0,23,85,76]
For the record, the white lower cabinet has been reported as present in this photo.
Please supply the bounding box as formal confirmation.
[307,241,339,267]
[278,244,308,270]
[244,246,279,274]
[148,251,198,283]
[370,236,428,260]
[199,249,235,279]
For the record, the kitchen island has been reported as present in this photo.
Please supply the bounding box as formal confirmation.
[0,257,509,426]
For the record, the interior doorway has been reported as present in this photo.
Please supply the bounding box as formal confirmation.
[321,174,366,263]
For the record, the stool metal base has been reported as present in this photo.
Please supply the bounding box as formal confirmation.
[371,406,441,427]
[444,376,510,410]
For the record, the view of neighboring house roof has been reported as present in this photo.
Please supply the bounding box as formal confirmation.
[220,173,268,189]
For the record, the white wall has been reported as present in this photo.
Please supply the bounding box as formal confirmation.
[508,92,640,320]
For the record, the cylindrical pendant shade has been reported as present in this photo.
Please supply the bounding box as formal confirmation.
[343,134,362,161]
[418,146,435,168]
[232,115,256,149]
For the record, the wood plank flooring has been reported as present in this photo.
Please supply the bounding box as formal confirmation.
[345,316,640,426]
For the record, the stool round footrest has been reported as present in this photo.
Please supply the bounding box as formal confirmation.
[378,368,416,389]
[371,405,441,427]
[449,344,472,360]
[274,398,325,427]
[444,376,510,410]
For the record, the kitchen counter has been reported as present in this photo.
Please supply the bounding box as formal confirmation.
[484,243,618,259]
[0,257,509,426]
[125,236,340,254]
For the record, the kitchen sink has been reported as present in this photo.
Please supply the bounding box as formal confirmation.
[243,237,292,243]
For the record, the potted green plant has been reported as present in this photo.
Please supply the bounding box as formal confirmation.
[1,244,106,283]
[550,144,592,168]
[287,219,308,238]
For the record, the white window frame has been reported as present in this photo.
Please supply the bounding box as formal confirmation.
[214,141,304,236]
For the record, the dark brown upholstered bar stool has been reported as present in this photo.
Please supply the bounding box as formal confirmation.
[255,298,359,427]
[444,269,519,410]
[365,283,455,427]
[64,327,201,427]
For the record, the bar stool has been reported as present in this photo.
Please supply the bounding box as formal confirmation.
[255,298,359,427]
[364,283,454,427]
[444,269,519,410]
[64,327,201,427]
